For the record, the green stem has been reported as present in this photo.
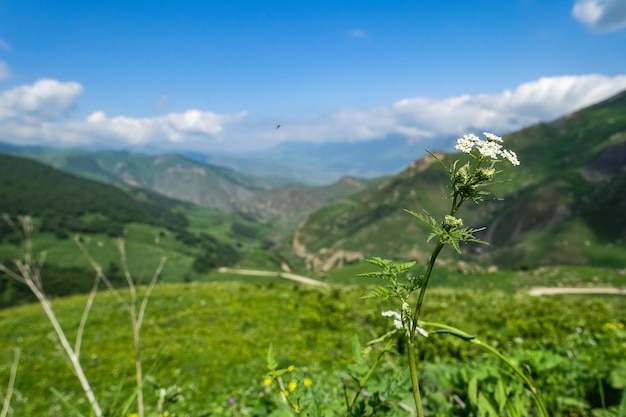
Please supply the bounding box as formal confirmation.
[472,339,549,417]
[419,320,550,417]
[407,340,425,417]
[406,240,444,417]
[412,241,445,325]
[347,340,393,416]
[403,156,484,416]
[598,376,606,410]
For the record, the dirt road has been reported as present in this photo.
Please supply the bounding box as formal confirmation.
[217,267,328,287]
[528,287,626,296]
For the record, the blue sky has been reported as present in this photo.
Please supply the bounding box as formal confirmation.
[1,0,626,153]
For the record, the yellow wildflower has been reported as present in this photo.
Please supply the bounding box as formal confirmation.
[602,322,624,332]
[603,322,616,331]
[303,378,313,387]
[288,381,297,392]
[287,365,296,372]
[263,377,273,387]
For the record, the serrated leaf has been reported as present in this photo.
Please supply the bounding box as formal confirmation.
[406,274,424,290]
[363,256,390,268]
[404,209,437,228]
[266,344,277,371]
[357,271,385,278]
[396,261,416,272]
[360,286,392,300]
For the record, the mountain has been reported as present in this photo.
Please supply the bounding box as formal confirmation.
[186,134,457,185]
[0,145,382,227]
[0,153,272,307]
[292,89,626,271]
[9,150,287,213]
[237,176,385,226]
[0,153,188,236]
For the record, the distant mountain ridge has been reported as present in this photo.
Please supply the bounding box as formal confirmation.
[0,152,189,238]
[0,143,383,226]
[0,149,284,212]
[292,89,626,271]
[187,134,457,185]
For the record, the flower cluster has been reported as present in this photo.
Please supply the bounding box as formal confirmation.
[444,215,464,229]
[455,132,520,166]
[382,302,429,338]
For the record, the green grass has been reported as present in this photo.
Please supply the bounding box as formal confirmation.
[1,279,625,416]
[321,259,626,290]
[0,204,283,306]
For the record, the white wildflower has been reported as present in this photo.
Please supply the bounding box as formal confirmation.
[483,132,503,143]
[416,325,429,338]
[476,140,502,159]
[501,149,520,166]
[381,310,403,330]
[455,133,480,153]
[382,305,428,338]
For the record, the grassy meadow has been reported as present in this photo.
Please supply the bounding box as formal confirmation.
[1,266,625,416]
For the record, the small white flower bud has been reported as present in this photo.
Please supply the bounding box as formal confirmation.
[444,215,463,228]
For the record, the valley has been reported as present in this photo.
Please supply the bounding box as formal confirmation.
[2,90,626,303]
[0,89,625,417]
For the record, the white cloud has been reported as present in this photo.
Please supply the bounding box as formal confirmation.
[0,78,83,122]
[572,0,626,31]
[272,74,626,144]
[1,74,626,152]
[81,109,248,147]
[0,61,9,80]
[0,78,248,149]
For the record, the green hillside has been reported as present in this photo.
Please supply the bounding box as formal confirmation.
[293,90,626,270]
[0,147,380,228]
[22,150,282,212]
[0,153,188,237]
[0,153,275,307]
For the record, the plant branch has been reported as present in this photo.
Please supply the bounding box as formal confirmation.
[75,273,101,359]
[346,339,394,416]
[1,217,103,417]
[0,347,20,417]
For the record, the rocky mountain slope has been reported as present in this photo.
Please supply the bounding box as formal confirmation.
[292,90,626,271]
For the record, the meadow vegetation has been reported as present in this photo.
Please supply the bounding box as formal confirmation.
[0,282,624,416]
[1,131,625,417]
